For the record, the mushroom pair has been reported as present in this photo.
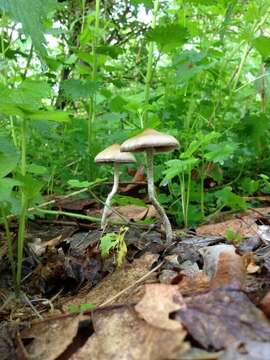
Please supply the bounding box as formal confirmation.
[95,129,179,242]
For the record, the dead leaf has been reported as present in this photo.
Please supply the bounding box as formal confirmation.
[260,291,270,318]
[63,253,158,310]
[197,207,270,237]
[70,307,189,360]
[20,315,86,360]
[200,245,246,290]
[177,272,211,296]
[220,341,270,360]
[135,284,185,331]
[120,165,146,194]
[174,289,270,350]
[108,205,157,222]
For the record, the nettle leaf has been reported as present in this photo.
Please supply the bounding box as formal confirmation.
[252,36,270,58]
[0,135,19,178]
[62,79,99,100]
[7,0,59,60]
[0,81,51,115]
[146,23,188,52]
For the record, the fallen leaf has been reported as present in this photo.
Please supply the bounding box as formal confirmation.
[260,291,270,318]
[135,284,185,331]
[108,205,157,222]
[174,289,270,350]
[177,272,211,296]
[20,315,86,360]
[63,253,158,309]
[197,207,270,237]
[120,165,146,194]
[71,307,189,360]
[220,341,270,360]
[200,244,246,290]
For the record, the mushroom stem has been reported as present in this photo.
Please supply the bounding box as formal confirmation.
[146,149,173,243]
[101,162,119,229]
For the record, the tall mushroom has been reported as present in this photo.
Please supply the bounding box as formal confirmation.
[120,129,179,243]
[95,144,136,229]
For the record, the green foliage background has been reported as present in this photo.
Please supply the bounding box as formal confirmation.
[1,0,270,226]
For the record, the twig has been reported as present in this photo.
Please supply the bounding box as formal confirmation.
[99,261,164,307]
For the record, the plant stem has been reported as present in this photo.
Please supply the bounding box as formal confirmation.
[101,163,119,229]
[88,0,101,160]
[1,206,16,284]
[143,0,160,126]
[146,149,173,243]
[36,209,100,222]
[16,118,28,296]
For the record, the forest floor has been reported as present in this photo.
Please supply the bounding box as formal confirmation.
[1,195,270,360]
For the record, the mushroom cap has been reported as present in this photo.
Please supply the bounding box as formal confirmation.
[120,128,180,153]
[95,144,136,164]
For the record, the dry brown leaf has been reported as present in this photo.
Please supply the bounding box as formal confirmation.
[120,165,146,194]
[174,289,270,350]
[63,253,158,310]
[200,245,246,290]
[135,284,186,331]
[71,307,189,360]
[20,315,86,360]
[260,291,270,318]
[197,207,270,237]
[177,272,211,296]
[108,205,157,221]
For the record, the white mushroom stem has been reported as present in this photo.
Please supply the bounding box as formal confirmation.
[146,149,173,243]
[101,163,120,229]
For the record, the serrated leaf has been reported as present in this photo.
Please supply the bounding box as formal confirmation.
[215,187,247,211]
[62,79,99,100]
[146,23,188,52]
[7,0,59,60]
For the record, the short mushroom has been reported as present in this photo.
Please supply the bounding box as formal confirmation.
[120,129,179,243]
[95,144,136,229]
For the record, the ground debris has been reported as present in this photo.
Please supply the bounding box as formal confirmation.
[70,307,189,360]
[174,289,270,350]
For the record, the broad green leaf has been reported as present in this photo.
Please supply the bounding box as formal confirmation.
[205,142,237,164]
[0,178,21,203]
[27,164,47,175]
[252,36,270,58]
[215,187,247,211]
[68,179,92,188]
[62,79,99,100]
[146,23,188,52]
[0,135,19,178]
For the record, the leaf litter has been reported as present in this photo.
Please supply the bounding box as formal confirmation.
[2,206,270,359]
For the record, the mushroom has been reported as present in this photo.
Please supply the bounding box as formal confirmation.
[120,129,179,243]
[95,144,136,229]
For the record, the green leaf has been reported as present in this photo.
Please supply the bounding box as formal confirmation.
[252,36,270,58]
[7,0,59,60]
[215,187,247,211]
[0,135,19,178]
[0,178,21,203]
[161,158,198,185]
[67,179,92,188]
[205,142,237,164]
[27,164,47,175]
[62,79,99,100]
[130,0,153,8]
[146,23,188,52]
[99,232,118,257]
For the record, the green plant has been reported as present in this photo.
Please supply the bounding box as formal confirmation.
[99,226,128,267]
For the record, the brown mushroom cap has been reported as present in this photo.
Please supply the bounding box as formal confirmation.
[120,128,180,153]
[95,144,136,164]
